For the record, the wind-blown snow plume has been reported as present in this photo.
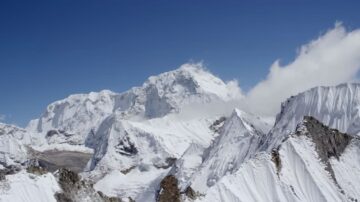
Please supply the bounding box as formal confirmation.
[244,23,360,116]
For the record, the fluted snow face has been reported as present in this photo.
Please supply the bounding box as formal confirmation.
[189,109,271,193]
[27,90,117,145]
[264,83,360,150]
[0,123,33,167]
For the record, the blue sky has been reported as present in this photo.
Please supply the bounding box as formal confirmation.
[1,0,360,126]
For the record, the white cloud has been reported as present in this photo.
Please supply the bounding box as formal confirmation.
[242,23,360,116]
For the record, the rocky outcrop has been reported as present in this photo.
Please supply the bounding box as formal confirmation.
[26,162,48,176]
[184,186,197,200]
[114,134,138,156]
[209,116,226,133]
[271,148,282,176]
[157,175,180,202]
[0,165,21,181]
[55,168,122,202]
[296,116,354,185]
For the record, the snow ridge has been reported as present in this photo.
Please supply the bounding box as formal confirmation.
[263,83,360,150]
[189,109,271,193]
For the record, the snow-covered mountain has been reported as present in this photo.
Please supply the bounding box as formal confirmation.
[1,65,360,202]
[26,64,241,146]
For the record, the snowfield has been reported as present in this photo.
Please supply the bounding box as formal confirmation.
[0,171,60,202]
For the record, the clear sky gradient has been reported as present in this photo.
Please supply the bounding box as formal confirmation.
[1,0,360,126]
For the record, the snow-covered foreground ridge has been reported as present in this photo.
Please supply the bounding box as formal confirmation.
[1,64,360,202]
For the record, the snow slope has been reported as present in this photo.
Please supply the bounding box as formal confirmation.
[0,171,60,202]
[85,112,220,200]
[200,117,360,202]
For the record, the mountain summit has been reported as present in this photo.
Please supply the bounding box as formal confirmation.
[27,63,242,146]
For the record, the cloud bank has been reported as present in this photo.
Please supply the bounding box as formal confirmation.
[243,23,360,116]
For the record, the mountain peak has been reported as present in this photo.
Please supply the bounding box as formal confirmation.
[144,63,242,101]
[27,63,242,146]
[232,109,271,134]
[189,109,270,192]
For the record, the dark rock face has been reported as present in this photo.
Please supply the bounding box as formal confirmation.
[120,166,136,175]
[97,191,124,202]
[299,116,353,161]
[55,193,73,202]
[271,149,282,176]
[57,168,80,186]
[209,117,226,133]
[184,186,196,200]
[46,130,59,138]
[26,164,48,176]
[46,130,76,144]
[0,165,21,181]
[55,168,122,202]
[55,168,81,202]
[157,175,180,202]
[115,134,138,156]
[296,116,354,185]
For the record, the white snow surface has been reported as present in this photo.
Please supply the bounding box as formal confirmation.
[94,166,170,201]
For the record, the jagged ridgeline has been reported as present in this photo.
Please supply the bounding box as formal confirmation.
[1,65,360,202]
